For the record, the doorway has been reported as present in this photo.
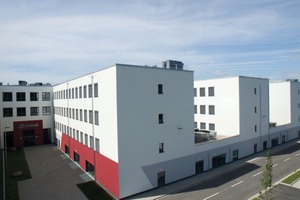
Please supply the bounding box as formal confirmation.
[157,171,165,187]
[212,154,226,168]
[23,130,35,146]
[195,160,204,174]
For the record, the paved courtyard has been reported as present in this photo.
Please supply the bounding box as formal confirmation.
[18,144,92,200]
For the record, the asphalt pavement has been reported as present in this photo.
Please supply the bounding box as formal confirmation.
[18,144,92,200]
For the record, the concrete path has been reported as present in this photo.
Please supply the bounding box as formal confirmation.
[18,144,92,200]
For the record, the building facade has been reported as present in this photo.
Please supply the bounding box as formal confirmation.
[0,82,54,149]
[53,64,194,198]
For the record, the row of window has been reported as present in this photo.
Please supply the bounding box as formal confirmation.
[194,122,215,131]
[54,83,99,100]
[3,106,51,117]
[194,87,214,97]
[194,105,215,115]
[55,121,100,153]
[2,92,51,102]
[54,107,99,125]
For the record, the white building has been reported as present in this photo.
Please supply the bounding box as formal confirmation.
[53,63,194,198]
[194,76,270,149]
[0,81,54,149]
[269,79,300,145]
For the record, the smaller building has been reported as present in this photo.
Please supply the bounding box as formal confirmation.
[0,81,54,149]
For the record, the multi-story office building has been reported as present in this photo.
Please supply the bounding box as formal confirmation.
[194,76,270,148]
[53,63,194,198]
[0,81,54,148]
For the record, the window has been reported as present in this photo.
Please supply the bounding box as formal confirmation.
[73,129,75,138]
[94,83,98,97]
[75,87,78,98]
[255,125,257,132]
[83,86,87,98]
[42,106,51,115]
[209,105,215,115]
[208,87,214,96]
[158,84,163,94]
[3,108,13,117]
[80,132,83,143]
[194,88,197,97]
[30,107,39,116]
[200,105,206,114]
[159,143,164,153]
[85,134,88,146]
[194,122,198,128]
[209,123,215,131]
[200,88,205,97]
[76,109,78,120]
[30,92,39,101]
[17,92,26,101]
[88,84,92,98]
[254,106,257,113]
[66,89,68,99]
[84,110,87,122]
[254,88,257,95]
[158,114,164,124]
[3,92,13,101]
[200,122,206,130]
[79,86,82,98]
[95,138,100,153]
[72,88,74,99]
[42,92,50,101]
[95,111,99,125]
[298,103,300,109]
[80,109,83,121]
[89,110,93,124]
[76,130,79,141]
[17,107,26,116]
[72,109,75,119]
[194,105,197,114]
[89,136,94,149]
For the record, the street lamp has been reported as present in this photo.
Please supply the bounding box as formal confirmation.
[3,126,10,200]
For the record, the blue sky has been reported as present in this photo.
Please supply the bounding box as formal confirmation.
[1,0,300,85]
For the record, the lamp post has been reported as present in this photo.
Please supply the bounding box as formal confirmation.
[3,126,9,200]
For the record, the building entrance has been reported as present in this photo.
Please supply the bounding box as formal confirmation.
[23,130,35,146]
[212,154,226,168]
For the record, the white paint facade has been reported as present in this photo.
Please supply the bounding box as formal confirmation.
[0,84,54,148]
[194,76,269,141]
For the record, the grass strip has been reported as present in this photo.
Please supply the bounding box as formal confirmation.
[282,170,300,184]
[77,181,113,200]
[6,148,32,200]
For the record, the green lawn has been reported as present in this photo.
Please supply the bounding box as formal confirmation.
[282,170,300,184]
[77,181,114,200]
[5,148,32,200]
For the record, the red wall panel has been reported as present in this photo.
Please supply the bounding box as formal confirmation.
[61,133,119,198]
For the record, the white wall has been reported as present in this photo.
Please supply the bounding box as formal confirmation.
[194,77,240,137]
[53,66,119,162]
[0,85,54,148]
[270,82,291,126]
[116,65,194,198]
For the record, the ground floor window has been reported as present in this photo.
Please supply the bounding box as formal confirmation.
[232,149,239,161]
[86,161,95,177]
[195,160,204,174]
[74,152,80,164]
[65,145,70,155]
[212,154,226,168]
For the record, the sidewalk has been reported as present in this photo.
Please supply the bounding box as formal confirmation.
[128,139,300,200]
[18,144,92,200]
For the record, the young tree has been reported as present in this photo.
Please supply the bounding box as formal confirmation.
[260,150,273,200]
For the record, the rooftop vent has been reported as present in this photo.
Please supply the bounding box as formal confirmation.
[18,80,27,86]
[162,60,184,70]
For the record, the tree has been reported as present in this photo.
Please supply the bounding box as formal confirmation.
[259,150,273,200]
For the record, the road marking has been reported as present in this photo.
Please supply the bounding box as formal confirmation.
[284,158,291,162]
[203,192,219,200]
[253,171,262,177]
[247,157,261,163]
[272,164,278,168]
[231,181,243,188]
[296,153,300,156]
